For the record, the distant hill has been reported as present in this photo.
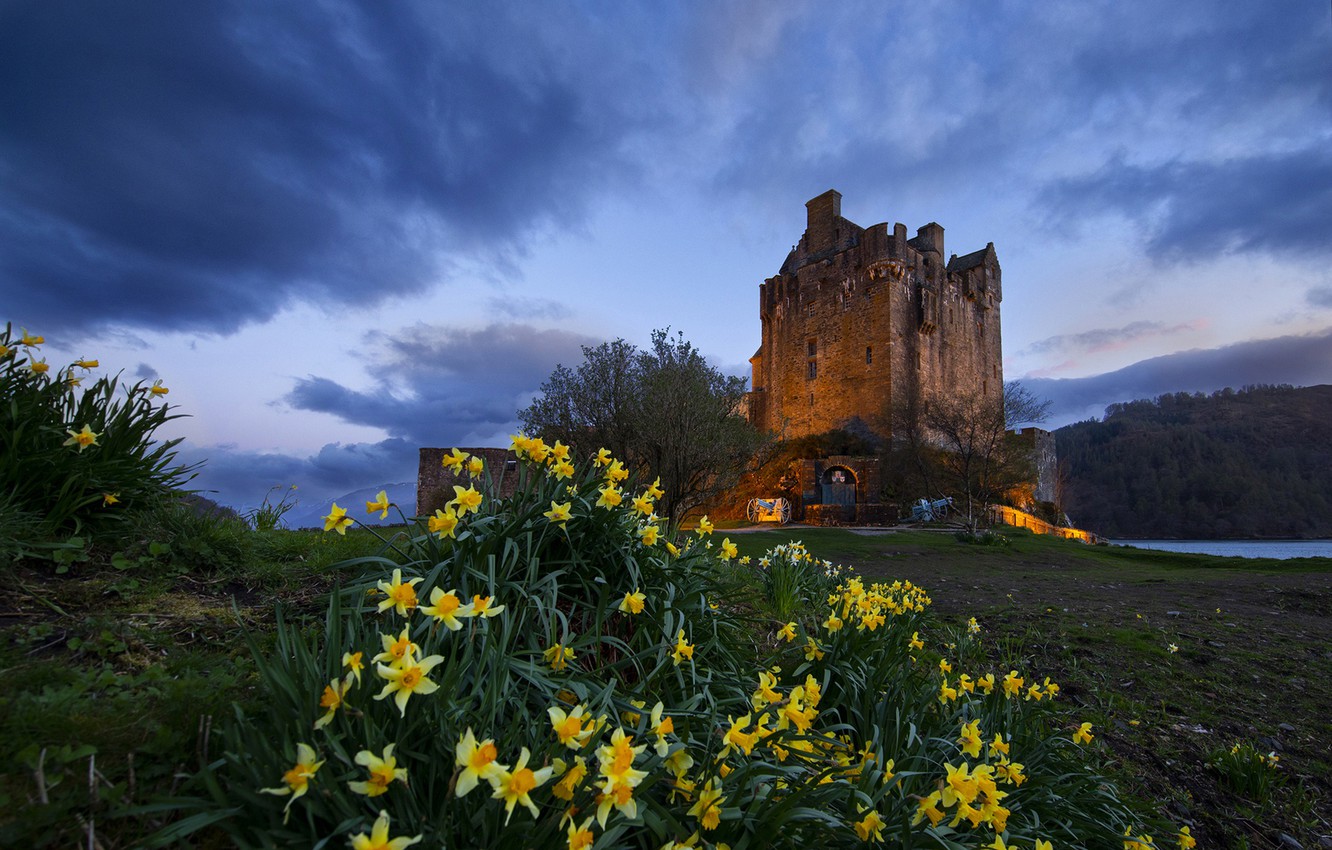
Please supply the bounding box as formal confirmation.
[1054,385,1332,539]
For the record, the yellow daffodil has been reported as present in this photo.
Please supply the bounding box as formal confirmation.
[597,726,648,785]
[102,492,120,507]
[549,704,597,749]
[528,438,551,463]
[20,329,44,346]
[1036,841,1053,850]
[259,742,323,823]
[29,359,49,374]
[635,523,659,546]
[823,613,844,632]
[595,778,639,828]
[492,746,554,824]
[509,433,534,457]
[566,815,595,850]
[593,447,612,466]
[804,636,824,661]
[376,569,423,616]
[938,658,952,674]
[470,594,505,618]
[671,630,694,665]
[777,621,797,642]
[63,424,99,452]
[1073,722,1095,745]
[552,754,588,800]
[695,515,714,536]
[958,719,983,758]
[1002,670,1024,697]
[912,790,946,826]
[720,713,763,758]
[466,455,484,476]
[688,777,725,830]
[449,484,483,516]
[150,380,169,396]
[427,508,460,539]
[75,358,98,369]
[1177,827,1195,850]
[374,652,443,716]
[631,492,654,516]
[420,587,473,630]
[544,641,576,672]
[342,651,364,685]
[455,728,508,796]
[605,459,628,483]
[719,537,738,560]
[349,744,408,797]
[1168,643,1179,653]
[323,502,353,535]
[854,807,886,842]
[989,733,1010,756]
[666,541,680,557]
[544,500,573,528]
[596,484,622,509]
[442,447,468,472]
[618,588,646,615]
[550,458,575,480]
[0,344,9,358]
[646,477,665,500]
[348,809,421,850]
[366,490,391,518]
[314,677,348,729]
[371,627,418,671]
[649,702,674,757]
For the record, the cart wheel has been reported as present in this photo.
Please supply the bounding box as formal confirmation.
[779,499,791,525]
[746,499,759,523]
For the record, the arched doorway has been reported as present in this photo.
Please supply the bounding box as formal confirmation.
[821,466,857,508]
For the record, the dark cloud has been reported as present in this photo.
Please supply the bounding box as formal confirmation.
[0,2,644,335]
[1021,328,1332,427]
[1022,321,1198,356]
[1039,147,1332,262]
[1308,286,1332,309]
[135,363,160,380]
[283,322,598,446]
[184,320,598,510]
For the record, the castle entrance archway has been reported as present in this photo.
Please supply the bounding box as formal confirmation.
[821,466,857,507]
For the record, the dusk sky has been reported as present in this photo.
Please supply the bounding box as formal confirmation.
[5,2,1331,515]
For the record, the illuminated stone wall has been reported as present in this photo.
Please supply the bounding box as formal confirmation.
[746,190,1003,441]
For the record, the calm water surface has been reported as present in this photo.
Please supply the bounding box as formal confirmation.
[1110,539,1332,560]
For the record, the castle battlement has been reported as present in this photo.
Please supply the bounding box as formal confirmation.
[747,190,1002,441]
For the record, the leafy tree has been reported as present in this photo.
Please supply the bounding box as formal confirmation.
[520,329,762,522]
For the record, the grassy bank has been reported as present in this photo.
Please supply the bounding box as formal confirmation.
[3,524,1329,847]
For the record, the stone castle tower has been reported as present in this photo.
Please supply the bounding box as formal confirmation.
[746,189,1003,440]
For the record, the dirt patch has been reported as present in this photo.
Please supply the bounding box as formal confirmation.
[860,545,1332,850]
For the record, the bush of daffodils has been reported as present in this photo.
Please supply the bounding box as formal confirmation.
[174,439,1180,850]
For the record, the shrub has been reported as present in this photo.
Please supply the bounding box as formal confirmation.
[159,439,1174,849]
[0,323,198,558]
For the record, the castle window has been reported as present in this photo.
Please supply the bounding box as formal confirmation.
[807,360,817,380]
[865,346,872,365]
[810,392,814,407]
[807,339,817,357]
[807,302,816,317]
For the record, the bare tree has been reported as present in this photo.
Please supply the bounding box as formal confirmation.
[890,381,1050,525]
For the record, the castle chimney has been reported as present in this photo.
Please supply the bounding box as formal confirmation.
[915,222,944,257]
[805,190,842,253]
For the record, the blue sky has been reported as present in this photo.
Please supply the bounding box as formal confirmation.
[5,1,1331,513]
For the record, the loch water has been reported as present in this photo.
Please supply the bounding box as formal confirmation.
[1109,539,1332,560]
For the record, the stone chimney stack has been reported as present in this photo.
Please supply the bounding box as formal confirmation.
[805,189,842,253]
[915,222,944,257]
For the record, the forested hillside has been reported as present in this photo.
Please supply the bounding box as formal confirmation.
[1055,385,1332,539]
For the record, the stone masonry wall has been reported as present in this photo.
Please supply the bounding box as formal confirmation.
[747,190,1003,442]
